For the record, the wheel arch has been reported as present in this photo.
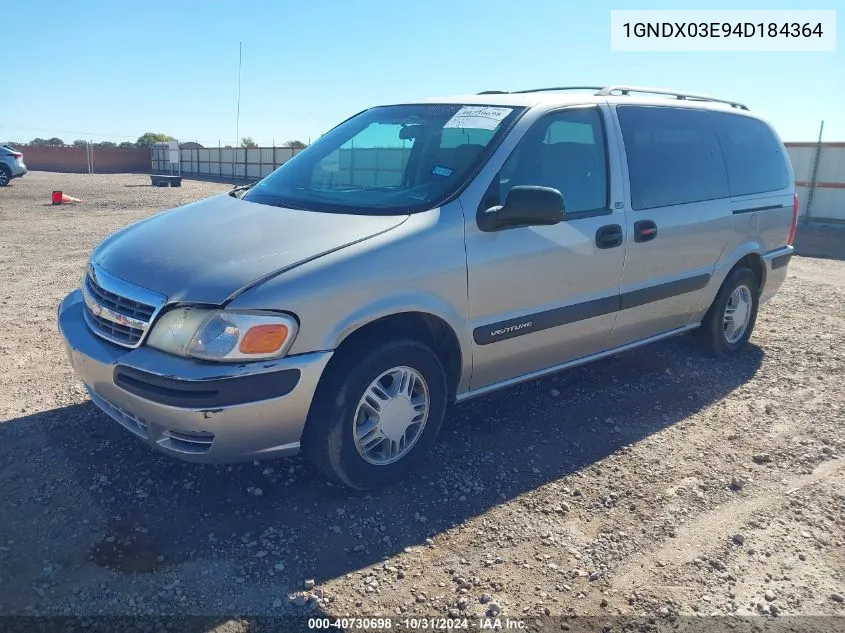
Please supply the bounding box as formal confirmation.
[735,252,766,295]
[715,241,767,296]
[300,310,459,490]
[329,311,464,403]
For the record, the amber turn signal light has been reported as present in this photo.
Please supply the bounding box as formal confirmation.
[239,324,289,354]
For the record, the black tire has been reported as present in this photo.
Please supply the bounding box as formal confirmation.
[0,165,11,187]
[302,338,447,491]
[698,267,760,359]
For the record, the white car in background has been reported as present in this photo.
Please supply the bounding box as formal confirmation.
[0,144,27,186]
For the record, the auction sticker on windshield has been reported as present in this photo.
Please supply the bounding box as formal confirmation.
[444,106,513,130]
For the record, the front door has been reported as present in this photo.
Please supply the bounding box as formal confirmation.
[463,105,627,391]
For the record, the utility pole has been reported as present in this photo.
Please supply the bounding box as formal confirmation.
[804,120,824,224]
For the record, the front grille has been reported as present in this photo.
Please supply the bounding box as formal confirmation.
[86,310,146,345]
[82,269,164,348]
[85,275,155,321]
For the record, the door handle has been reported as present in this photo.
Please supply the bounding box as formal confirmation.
[634,220,658,243]
[595,224,623,249]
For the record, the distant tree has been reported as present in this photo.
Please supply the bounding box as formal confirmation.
[95,141,117,148]
[118,141,135,148]
[72,139,88,148]
[285,140,307,149]
[240,136,258,148]
[224,145,233,149]
[135,132,175,147]
[30,137,65,146]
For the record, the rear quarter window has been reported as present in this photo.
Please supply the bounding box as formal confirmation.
[709,112,790,196]
[616,106,729,211]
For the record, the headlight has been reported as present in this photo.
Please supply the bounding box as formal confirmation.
[146,308,299,361]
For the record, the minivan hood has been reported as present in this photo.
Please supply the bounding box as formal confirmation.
[92,194,408,304]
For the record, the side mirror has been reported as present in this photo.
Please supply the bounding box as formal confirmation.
[477,186,564,232]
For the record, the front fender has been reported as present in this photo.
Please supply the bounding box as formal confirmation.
[331,291,469,348]
[312,291,473,395]
[226,205,473,391]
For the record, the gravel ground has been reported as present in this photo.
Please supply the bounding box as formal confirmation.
[1,172,843,630]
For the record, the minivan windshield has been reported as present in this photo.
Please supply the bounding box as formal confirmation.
[243,104,524,215]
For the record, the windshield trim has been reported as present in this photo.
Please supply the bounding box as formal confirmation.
[243,103,530,216]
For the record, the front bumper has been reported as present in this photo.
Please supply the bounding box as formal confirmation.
[57,290,332,463]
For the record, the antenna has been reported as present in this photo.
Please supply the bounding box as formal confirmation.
[235,42,242,146]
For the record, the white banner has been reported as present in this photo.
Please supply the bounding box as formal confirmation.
[610,10,836,52]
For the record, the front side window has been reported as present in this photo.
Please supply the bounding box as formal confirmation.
[617,106,730,210]
[245,104,523,215]
[498,107,608,214]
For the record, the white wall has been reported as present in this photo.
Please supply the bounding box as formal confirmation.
[786,143,845,222]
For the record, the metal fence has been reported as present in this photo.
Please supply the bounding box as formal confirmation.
[154,145,414,184]
[154,145,306,181]
[155,142,845,223]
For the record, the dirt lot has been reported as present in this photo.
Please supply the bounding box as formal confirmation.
[1,172,843,630]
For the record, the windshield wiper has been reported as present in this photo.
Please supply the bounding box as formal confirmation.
[229,182,257,199]
[270,200,308,211]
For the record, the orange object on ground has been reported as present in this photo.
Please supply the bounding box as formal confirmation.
[51,191,82,205]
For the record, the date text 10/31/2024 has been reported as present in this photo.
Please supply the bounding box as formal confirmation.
[307,617,526,630]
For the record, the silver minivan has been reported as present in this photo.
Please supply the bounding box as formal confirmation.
[58,85,797,489]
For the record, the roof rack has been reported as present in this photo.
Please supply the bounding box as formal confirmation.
[511,86,606,94]
[476,86,604,95]
[595,85,749,110]
[475,84,749,110]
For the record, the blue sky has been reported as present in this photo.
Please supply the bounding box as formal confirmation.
[5,0,842,145]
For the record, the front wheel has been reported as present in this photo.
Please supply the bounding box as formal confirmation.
[698,267,760,359]
[302,338,448,490]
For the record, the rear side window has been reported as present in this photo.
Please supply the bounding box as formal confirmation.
[617,106,729,211]
[710,112,789,196]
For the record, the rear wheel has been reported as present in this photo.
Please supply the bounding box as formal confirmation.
[302,338,447,490]
[0,165,11,187]
[698,267,760,358]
